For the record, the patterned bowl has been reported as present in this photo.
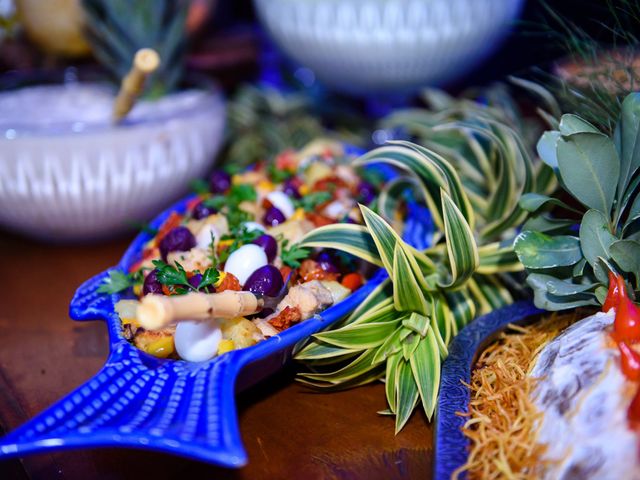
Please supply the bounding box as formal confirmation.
[0,70,225,242]
[434,302,543,479]
[0,161,433,467]
[254,0,525,94]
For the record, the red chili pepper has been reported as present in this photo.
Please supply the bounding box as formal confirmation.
[614,295,640,343]
[619,342,640,381]
[629,386,640,424]
[603,271,626,312]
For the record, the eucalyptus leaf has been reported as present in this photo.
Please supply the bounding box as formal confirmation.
[579,209,617,267]
[536,130,560,169]
[616,93,640,202]
[527,273,596,296]
[519,193,581,214]
[557,132,619,214]
[528,274,599,310]
[610,239,640,285]
[559,114,600,135]
[522,214,575,234]
[515,231,582,269]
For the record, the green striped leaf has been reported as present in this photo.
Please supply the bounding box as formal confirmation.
[313,319,402,350]
[297,348,383,385]
[477,241,522,274]
[401,312,431,337]
[372,326,405,365]
[439,190,479,288]
[444,289,476,331]
[395,358,420,433]
[410,330,441,420]
[294,341,363,361]
[385,352,402,414]
[393,243,429,315]
[299,224,382,267]
[389,140,475,230]
[344,279,393,325]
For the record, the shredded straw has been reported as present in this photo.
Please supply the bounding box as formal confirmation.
[452,312,578,480]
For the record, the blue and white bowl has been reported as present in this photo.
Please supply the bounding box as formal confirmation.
[254,0,525,95]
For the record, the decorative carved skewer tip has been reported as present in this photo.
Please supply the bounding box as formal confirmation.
[112,48,161,123]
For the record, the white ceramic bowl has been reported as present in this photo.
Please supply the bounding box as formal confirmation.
[254,0,525,94]
[0,73,225,241]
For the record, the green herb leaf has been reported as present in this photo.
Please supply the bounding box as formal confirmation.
[152,259,192,291]
[199,268,220,291]
[294,191,332,212]
[229,183,257,203]
[190,178,210,195]
[557,132,619,214]
[281,240,311,268]
[97,270,133,294]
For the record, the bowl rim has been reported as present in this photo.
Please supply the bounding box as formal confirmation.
[0,68,224,138]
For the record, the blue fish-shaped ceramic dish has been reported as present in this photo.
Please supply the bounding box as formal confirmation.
[433,302,544,479]
[0,167,432,467]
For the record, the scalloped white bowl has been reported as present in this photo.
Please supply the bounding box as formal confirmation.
[254,0,525,94]
[0,79,225,242]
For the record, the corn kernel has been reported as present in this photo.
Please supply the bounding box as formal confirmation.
[121,317,141,328]
[214,271,227,287]
[218,339,235,355]
[299,184,310,195]
[257,180,275,192]
[292,208,305,220]
[143,336,175,359]
[133,284,142,297]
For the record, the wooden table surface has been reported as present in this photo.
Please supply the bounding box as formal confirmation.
[0,230,433,480]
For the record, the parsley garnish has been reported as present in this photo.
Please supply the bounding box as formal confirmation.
[267,163,293,183]
[229,184,257,203]
[98,270,134,294]
[280,240,311,268]
[151,260,219,294]
[190,178,210,195]
[294,191,332,212]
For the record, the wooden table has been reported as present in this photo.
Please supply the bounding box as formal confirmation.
[0,231,433,479]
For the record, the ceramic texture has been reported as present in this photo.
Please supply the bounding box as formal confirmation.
[254,0,525,94]
[0,165,433,467]
[434,301,544,479]
[0,88,225,242]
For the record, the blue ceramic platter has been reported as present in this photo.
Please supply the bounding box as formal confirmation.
[0,164,433,467]
[434,302,544,479]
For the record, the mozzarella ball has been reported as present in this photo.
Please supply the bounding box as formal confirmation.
[266,191,295,219]
[242,221,266,233]
[174,320,222,362]
[195,223,219,250]
[224,244,268,285]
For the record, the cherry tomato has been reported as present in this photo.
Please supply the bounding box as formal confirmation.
[341,273,363,291]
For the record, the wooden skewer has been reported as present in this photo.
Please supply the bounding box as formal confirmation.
[137,291,260,331]
[112,48,161,123]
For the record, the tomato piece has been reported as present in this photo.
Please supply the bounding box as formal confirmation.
[619,342,640,381]
[216,272,241,292]
[341,273,363,291]
[603,271,626,312]
[614,296,640,343]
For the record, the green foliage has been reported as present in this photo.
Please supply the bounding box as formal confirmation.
[515,92,640,310]
[295,89,552,429]
[81,0,188,96]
